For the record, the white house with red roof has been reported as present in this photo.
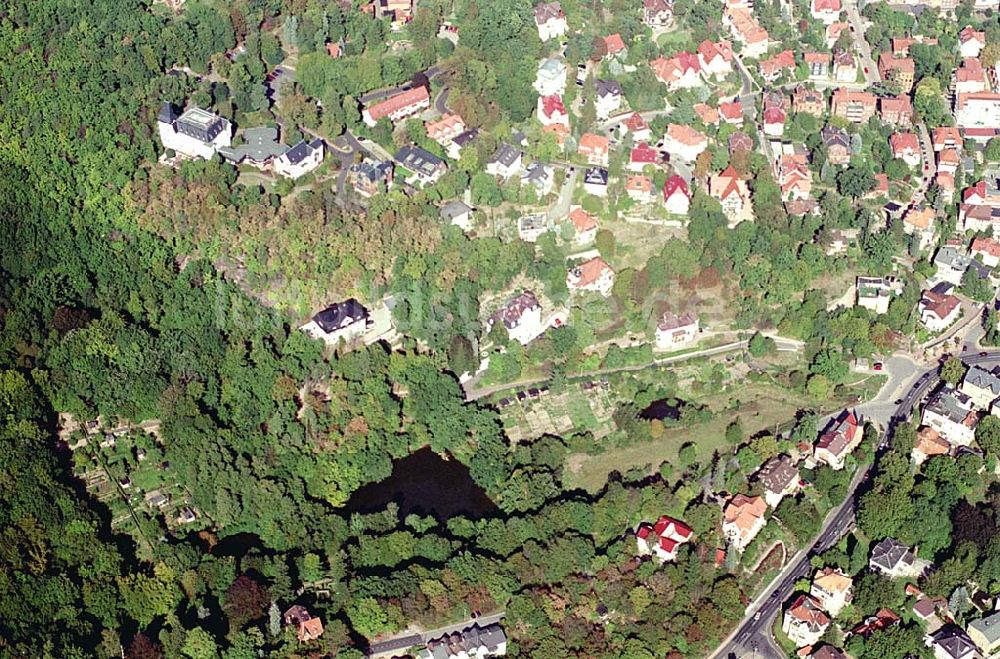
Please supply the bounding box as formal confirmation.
[763,106,786,137]
[567,257,615,296]
[814,410,863,470]
[534,1,567,42]
[890,132,921,167]
[650,52,703,91]
[960,26,986,58]
[629,143,660,171]
[537,95,569,127]
[662,174,691,215]
[919,288,962,333]
[782,594,831,647]
[425,114,467,146]
[619,112,652,142]
[636,515,694,563]
[603,33,626,59]
[567,207,598,244]
[955,92,1000,129]
[971,236,1000,267]
[760,50,795,82]
[362,86,430,127]
[663,124,708,162]
[697,39,734,80]
[722,494,767,552]
[710,166,753,226]
[725,7,770,58]
[956,58,988,95]
[811,0,841,24]
[626,175,655,203]
[578,133,610,166]
[719,99,743,125]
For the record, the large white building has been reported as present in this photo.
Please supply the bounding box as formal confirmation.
[274,139,325,179]
[487,291,545,345]
[300,299,372,346]
[157,103,232,160]
[955,92,1000,129]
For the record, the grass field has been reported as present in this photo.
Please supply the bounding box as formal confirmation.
[563,378,877,493]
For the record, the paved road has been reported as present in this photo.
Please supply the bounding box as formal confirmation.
[712,349,1000,659]
[843,0,879,86]
[366,612,505,658]
[434,86,450,115]
[547,167,580,222]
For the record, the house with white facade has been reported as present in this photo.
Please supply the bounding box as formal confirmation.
[595,80,623,120]
[300,299,372,346]
[274,139,325,179]
[487,291,544,345]
[635,515,694,563]
[417,623,507,659]
[533,1,567,42]
[922,387,978,447]
[755,455,800,508]
[919,287,961,333]
[810,0,841,24]
[655,312,699,350]
[486,144,523,180]
[814,410,863,470]
[961,365,1000,410]
[722,494,767,553]
[782,594,831,648]
[856,276,900,314]
[567,257,615,296]
[534,58,568,96]
[157,102,232,160]
[869,538,925,579]
[662,175,691,215]
[810,567,853,617]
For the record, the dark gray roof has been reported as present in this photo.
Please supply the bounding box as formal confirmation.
[924,388,974,425]
[584,167,609,185]
[312,299,369,333]
[931,626,978,659]
[489,143,522,167]
[219,126,287,163]
[439,200,472,220]
[968,611,1000,645]
[174,107,228,143]
[523,162,553,185]
[283,139,323,165]
[965,365,1000,397]
[350,160,393,183]
[158,101,180,125]
[395,146,445,176]
[869,538,915,572]
[821,126,849,148]
[596,79,623,98]
[755,455,799,494]
[452,128,480,148]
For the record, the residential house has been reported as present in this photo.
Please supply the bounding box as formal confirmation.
[448,128,480,159]
[913,427,951,465]
[566,257,615,296]
[217,126,289,171]
[826,21,849,48]
[878,53,915,92]
[763,106,786,137]
[922,387,978,446]
[595,80,623,120]
[904,205,937,252]
[583,167,609,196]
[655,312,699,350]
[890,132,921,167]
[971,236,1000,267]
[426,113,467,146]
[157,102,232,160]
[534,1,567,42]
[518,214,549,242]
[833,49,858,83]
[938,172,957,203]
[395,145,447,185]
[959,26,987,58]
[719,99,744,125]
[761,49,795,82]
[522,162,555,196]
[755,455,800,508]
[371,0,413,27]
[821,126,851,166]
[578,133,610,167]
[417,624,507,659]
[728,131,754,154]
[283,605,324,642]
[804,52,831,79]
[664,124,709,161]
[651,52,703,91]
[856,276,897,314]
[710,165,754,226]
[955,92,1000,129]
[961,203,1000,235]
[695,103,721,126]
[811,0,842,24]
[486,143,523,179]
[274,139,325,179]
[348,160,393,197]
[725,7,770,58]
[814,410,863,470]
[851,608,902,638]
[662,175,691,215]
[881,95,914,127]
[362,85,430,126]
[538,95,569,127]
[967,611,1000,658]
[956,58,988,95]
[933,245,972,286]
[603,33,626,59]
[697,39,734,79]
[831,89,877,123]
[812,646,848,659]
[620,112,652,141]
[487,291,544,345]
[629,143,660,172]
[919,287,962,333]
[626,175,654,203]
[439,200,474,231]
[635,515,694,563]
[810,567,853,617]
[568,207,598,244]
[933,127,964,151]
[938,148,962,176]
[301,299,372,345]
[722,494,767,552]
[964,177,1000,207]
[642,0,674,27]
[793,86,825,116]
[782,594,831,647]
[928,626,979,659]
[534,57,568,96]
[869,538,923,578]
[961,364,1000,410]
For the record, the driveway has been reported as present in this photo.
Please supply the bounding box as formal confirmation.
[547,167,579,222]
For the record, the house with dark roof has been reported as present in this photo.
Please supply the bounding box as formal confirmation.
[583,167,609,197]
[157,102,232,160]
[922,387,978,447]
[300,299,372,346]
[928,626,978,659]
[219,126,288,167]
[961,365,1000,410]
[486,291,544,345]
[814,410,863,469]
[348,160,394,197]
[486,143,523,180]
[755,455,800,507]
[395,145,447,185]
[595,79,623,119]
[417,623,507,659]
[274,139,324,179]
[869,538,924,579]
[782,594,831,647]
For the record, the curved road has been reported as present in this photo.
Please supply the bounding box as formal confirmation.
[711,349,1000,659]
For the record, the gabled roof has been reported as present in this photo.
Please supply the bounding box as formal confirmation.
[569,256,613,286]
[579,132,610,153]
[604,33,626,54]
[631,143,659,163]
[786,594,831,631]
[890,132,919,154]
[870,537,915,572]
[756,455,799,494]
[662,174,690,200]
[930,626,978,659]
[534,0,565,24]
[568,207,597,232]
[312,299,369,333]
[365,86,430,122]
[623,112,649,132]
[596,79,623,98]
[665,123,708,146]
[697,39,733,64]
[723,494,766,532]
[816,410,860,457]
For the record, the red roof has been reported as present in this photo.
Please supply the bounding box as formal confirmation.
[663,174,691,200]
[623,112,649,132]
[720,100,743,120]
[890,132,919,154]
[960,26,986,44]
[540,94,566,118]
[604,33,626,54]
[697,39,733,64]
[631,143,659,164]
[763,106,786,124]
[812,0,841,11]
[365,86,429,122]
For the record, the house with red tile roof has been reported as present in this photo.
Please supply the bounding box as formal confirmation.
[825,22,849,48]
[626,175,655,203]
[362,86,430,127]
[620,112,652,141]
[956,57,988,94]
[937,171,956,203]
[326,42,343,58]
[567,207,598,244]
[722,494,767,552]
[629,143,660,171]
[833,49,857,82]
[971,235,1000,267]
[880,95,913,127]
[537,94,569,127]
[919,289,962,333]
[636,515,693,563]
[724,7,769,58]
[284,605,324,642]
[793,86,825,116]
[567,257,615,296]
[425,113,467,145]
[831,88,876,123]
[719,99,743,125]
[937,147,961,175]
[810,0,841,24]
[878,53,915,92]
[710,165,753,226]
[763,106,786,137]
[662,174,691,215]
[642,0,674,27]
[650,52,703,90]
[728,131,753,154]
[663,123,708,161]
[578,133,610,166]
[814,410,863,470]
[697,39,734,79]
[960,26,986,58]
[933,127,962,152]
[603,33,626,58]
[890,132,921,167]
[760,50,795,82]
[903,205,936,251]
[695,103,720,126]
[782,594,831,647]
[804,52,830,79]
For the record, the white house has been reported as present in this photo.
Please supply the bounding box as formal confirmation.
[663,124,709,162]
[157,103,232,160]
[961,364,1000,410]
[274,139,325,179]
[869,538,925,579]
[533,1,567,42]
[534,58,568,97]
[955,92,1000,129]
[755,455,800,508]
[362,86,430,127]
[856,276,899,315]
[697,39,733,80]
[722,494,767,553]
[919,288,961,333]
[487,290,544,345]
[537,95,569,127]
[583,167,609,197]
[662,175,691,215]
[568,207,598,244]
[814,410,863,470]
[810,568,853,617]
[440,200,474,231]
[655,312,698,350]
[810,0,841,24]
[959,26,986,58]
[567,257,615,296]
[486,143,523,180]
[635,515,694,563]
[300,299,371,346]
[782,594,831,648]
[922,388,978,447]
[595,80,623,120]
